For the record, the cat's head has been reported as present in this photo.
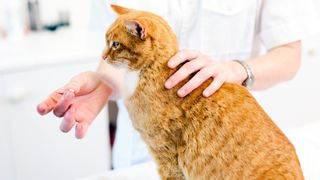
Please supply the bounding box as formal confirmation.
[102,5,178,71]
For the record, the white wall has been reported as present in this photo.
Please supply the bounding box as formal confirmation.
[249,0,320,129]
[257,34,320,129]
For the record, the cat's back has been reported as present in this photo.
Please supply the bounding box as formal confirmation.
[178,81,304,179]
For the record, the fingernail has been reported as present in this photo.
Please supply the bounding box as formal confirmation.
[60,123,68,133]
[39,108,46,114]
[203,91,210,97]
[165,80,172,89]
[76,124,83,139]
[178,89,186,97]
[168,61,174,68]
[37,104,47,115]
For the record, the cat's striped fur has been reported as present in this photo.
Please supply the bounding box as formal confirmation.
[103,4,304,180]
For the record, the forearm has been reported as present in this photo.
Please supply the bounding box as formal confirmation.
[229,41,301,90]
[96,59,125,99]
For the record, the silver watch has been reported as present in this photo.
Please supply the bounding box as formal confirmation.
[234,60,254,89]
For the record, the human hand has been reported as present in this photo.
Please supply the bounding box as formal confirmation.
[37,71,112,139]
[164,50,246,97]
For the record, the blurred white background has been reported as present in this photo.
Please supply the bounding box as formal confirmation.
[0,0,111,180]
[0,0,320,180]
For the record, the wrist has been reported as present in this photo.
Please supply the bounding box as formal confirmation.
[227,60,248,84]
[97,63,125,100]
[233,60,255,89]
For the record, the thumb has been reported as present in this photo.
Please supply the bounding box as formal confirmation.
[57,79,82,96]
[59,71,102,96]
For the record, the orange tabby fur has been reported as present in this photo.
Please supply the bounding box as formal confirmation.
[102,5,304,180]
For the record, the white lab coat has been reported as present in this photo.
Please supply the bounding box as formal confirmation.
[88,0,320,169]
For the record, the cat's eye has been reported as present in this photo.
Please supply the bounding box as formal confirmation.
[111,41,121,50]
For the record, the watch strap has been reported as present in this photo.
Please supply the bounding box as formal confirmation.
[234,60,254,89]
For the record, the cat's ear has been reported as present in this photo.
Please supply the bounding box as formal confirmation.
[124,20,147,40]
[110,4,131,15]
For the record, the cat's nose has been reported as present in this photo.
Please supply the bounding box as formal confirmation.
[102,47,111,61]
[102,54,109,61]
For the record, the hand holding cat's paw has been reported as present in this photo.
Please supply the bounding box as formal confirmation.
[165,50,234,97]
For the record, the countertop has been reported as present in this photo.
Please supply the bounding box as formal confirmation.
[0,29,101,73]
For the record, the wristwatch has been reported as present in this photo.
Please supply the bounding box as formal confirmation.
[234,60,254,89]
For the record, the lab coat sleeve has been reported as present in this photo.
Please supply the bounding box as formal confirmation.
[259,0,320,50]
[87,0,117,50]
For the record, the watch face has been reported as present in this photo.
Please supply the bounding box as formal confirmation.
[234,60,254,89]
[245,80,252,89]
[244,76,254,89]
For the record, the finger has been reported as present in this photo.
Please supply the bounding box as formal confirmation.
[37,92,63,115]
[167,50,200,68]
[203,74,226,97]
[177,68,214,97]
[165,57,208,89]
[75,122,89,139]
[74,107,95,139]
[37,79,81,116]
[60,106,76,133]
[53,90,75,117]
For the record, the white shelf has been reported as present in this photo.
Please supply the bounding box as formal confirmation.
[0,28,101,72]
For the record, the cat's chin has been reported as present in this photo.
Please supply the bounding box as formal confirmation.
[108,62,139,72]
[107,59,129,70]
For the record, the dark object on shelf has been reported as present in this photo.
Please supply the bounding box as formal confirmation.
[42,21,70,32]
[42,11,70,32]
[27,0,42,31]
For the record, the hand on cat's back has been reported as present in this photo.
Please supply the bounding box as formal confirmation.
[165,49,247,97]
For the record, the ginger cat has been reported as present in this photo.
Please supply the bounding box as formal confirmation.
[102,4,304,180]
